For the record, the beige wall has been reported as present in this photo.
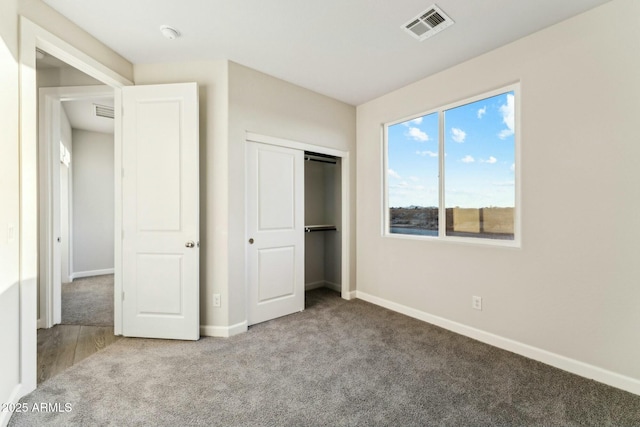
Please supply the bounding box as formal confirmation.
[481,208,513,234]
[305,162,328,286]
[38,66,103,88]
[356,0,640,384]
[305,160,342,288]
[72,130,115,275]
[451,208,480,233]
[135,61,356,330]
[0,0,21,418]
[449,207,514,235]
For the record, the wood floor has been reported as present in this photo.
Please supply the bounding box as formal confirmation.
[37,325,121,384]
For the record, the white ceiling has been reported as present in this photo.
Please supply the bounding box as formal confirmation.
[43,0,611,105]
[62,98,114,135]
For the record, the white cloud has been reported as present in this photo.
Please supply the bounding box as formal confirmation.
[416,150,438,157]
[498,129,513,139]
[510,163,515,172]
[461,155,475,163]
[477,106,487,119]
[409,176,420,182]
[390,181,424,191]
[402,117,423,127]
[498,94,515,139]
[491,180,515,187]
[407,127,429,142]
[388,169,401,179]
[483,156,497,164]
[451,127,466,143]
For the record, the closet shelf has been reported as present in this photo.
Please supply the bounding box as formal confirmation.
[305,225,337,232]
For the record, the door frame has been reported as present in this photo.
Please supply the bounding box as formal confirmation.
[245,132,351,301]
[38,85,114,329]
[19,17,132,396]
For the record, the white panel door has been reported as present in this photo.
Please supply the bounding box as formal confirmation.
[122,83,199,340]
[247,142,304,325]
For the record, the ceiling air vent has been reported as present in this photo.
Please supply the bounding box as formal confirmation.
[403,4,454,41]
[94,104,114,119]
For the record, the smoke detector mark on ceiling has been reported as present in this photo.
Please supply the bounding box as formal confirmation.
[94,104,114,119]
[403,5,454,41]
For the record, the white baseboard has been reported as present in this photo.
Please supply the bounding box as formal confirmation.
[306,281,355,300]
[305,281,326,291]
[70,268,114,280]
[200,320,248,338]
[0,384,22,427]
[324,281,341,293]
[342,290,357,300]
[355,291,640,396]
[305,281,342,293]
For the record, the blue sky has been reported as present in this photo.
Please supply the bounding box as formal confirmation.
[387,91,515,209]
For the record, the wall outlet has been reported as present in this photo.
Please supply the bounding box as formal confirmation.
[472,296,482,311]
[213,293,221,307]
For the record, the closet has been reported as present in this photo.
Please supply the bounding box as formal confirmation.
[304,151,341,293]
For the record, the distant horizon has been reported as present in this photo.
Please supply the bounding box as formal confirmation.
[390,205,514,209]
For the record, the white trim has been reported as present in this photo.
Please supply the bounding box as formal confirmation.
[324,281,342,293]
[200,321,248,338]
[0,384,22,427]
[70,269,115,280]
[305,281,326,291]
[305,281,342,292]
[38,86,114,329]
[113,88,124,336]
[383,83,521,248]
[355,291,640,396]
[21,19,132,88]
[20,17,132,401]
[343,291,357,301]
[246,132,345,158]
[245,132,351,303]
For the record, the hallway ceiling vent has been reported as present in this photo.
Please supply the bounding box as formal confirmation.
[403,4,454,41]
[94,104,114,119]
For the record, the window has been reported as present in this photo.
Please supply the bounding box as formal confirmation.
[385,86,518,244]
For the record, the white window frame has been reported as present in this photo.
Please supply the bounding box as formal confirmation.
[383,83,521,248]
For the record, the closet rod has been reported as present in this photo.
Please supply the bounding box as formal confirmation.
[305,225,337,232]
[305,157,336,164]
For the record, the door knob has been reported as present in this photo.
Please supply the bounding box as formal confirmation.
[185,241,195,248]
[248,238,254,244]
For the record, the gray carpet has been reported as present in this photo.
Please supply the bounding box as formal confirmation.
[61,274,114,326]
[10,289,640,426]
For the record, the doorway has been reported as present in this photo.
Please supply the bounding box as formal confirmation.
[37,49,116,329]
[245,133,350,326]
[35,52,119,383]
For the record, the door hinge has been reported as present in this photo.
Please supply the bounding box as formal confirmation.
[121,168,125,178]
[122,291,125,301]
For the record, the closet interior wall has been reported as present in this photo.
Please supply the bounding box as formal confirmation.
[304,154,341,292]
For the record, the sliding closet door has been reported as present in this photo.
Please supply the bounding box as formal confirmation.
[246,141,304,325]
